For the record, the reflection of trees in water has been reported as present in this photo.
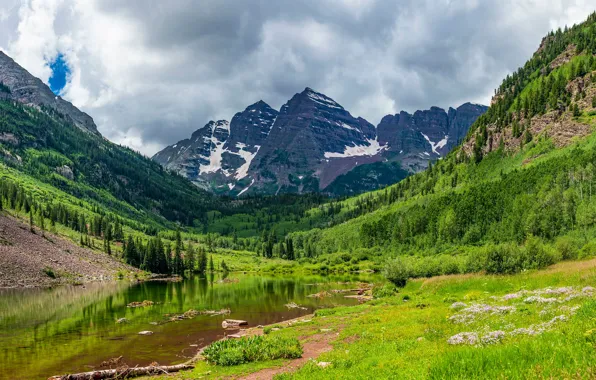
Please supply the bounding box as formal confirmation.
[1,273,379,379]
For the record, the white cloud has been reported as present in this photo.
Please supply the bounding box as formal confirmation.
[0,0,594,157]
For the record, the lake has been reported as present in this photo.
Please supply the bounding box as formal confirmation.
[0,273,375,379]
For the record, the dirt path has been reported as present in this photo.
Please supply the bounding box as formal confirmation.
[238,332,335,380]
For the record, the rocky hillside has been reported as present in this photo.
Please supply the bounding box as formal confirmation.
[153,88,487,196]
[0,214,136,288]
[0,51,98,135]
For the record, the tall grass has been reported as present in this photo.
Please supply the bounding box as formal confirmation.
[202,335,303,366]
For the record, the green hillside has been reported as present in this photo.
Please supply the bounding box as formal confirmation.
[281,12,596,276]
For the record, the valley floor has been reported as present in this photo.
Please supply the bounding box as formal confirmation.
[0,213,137,288]
[156,258,596,379]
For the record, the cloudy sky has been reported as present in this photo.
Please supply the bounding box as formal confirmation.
[0,0,593,155]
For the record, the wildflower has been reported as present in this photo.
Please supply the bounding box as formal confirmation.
[450,302,467,310]
[502,292,522,301]
[524,296,558,304]
[510,314,568,336]
[582,286,595,294]
[543,287,574,295]
[447,332,479,345]
[481,330,506,345]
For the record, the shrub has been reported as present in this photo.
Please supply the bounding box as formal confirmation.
[202,335,302,366]
[579,240,596,259]
[555,236,579,260]
[523,235,558,269]
[43,267,57,279]
[383,257,411,287]
[372,283,397,298]
[484,243,524,274]
[465,248,488,273]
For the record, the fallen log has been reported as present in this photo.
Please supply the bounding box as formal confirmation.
[48,363,194,380]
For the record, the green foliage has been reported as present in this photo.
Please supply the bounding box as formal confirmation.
[372,283,397,298]
[202,335,302,366]
[0,100,216,229]
[0,81,10,94]
[382,257,410,287]
[42,267,57,279]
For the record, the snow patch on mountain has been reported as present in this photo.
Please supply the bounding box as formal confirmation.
[238,179,255,196]
[199,121,230,174]
[306,88,343,110]
[421,132,448,155]
[235,143,261,180]
[324,138,387,159]
[338,121,358,131]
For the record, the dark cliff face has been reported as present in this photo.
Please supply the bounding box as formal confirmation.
[249,88,377,192]
[447,103,489,150]
[226,101,278,150]
[0,51,99,135]
[153,88,487,196]
[376,103,488,171]
[152,101,280,190]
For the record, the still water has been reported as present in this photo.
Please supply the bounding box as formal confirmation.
[0,273,374,379]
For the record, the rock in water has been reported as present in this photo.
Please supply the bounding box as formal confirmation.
[222,319,248,328]
[138,331,153,336]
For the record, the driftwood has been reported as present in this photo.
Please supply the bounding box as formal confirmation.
[48,363,194,380]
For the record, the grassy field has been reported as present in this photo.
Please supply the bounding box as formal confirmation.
[160,258,596,379]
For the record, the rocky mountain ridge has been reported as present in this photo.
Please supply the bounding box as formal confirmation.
[153,88,487,196]
[0,51,99,135]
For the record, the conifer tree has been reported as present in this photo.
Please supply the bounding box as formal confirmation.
[173,228,184,275]
[197,246,207,274]
[185,242,196,272]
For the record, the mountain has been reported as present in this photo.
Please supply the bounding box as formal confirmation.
[153,88,487,196]
[0,50,220,229]
[286,12,596,272]
[153,101,279,191]
[0,52,98,135]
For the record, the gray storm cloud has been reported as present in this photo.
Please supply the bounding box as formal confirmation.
[0,0,593,155]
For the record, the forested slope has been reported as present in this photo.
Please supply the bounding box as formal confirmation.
[280,12,596,275]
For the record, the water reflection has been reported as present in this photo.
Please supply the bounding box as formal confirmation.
[0,273,376,380]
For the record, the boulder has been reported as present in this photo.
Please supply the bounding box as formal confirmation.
[222,319,248,328]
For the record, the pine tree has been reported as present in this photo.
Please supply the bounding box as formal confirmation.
[197,246,207,274]
[29,209,34,233]
[173,228,184,275]
[286,237,295,261]
[185,242,196,272]
[573,103,582,117]
[209,255,214,272]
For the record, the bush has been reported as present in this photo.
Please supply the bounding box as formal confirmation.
[555,236,579,260]
[484,243,524,274]
[523,235,558,269]
[579,240,596,259]
[372,283,397,298]
[383,257,411,287]
[202,335,302,366]
[465,248,487,273]
[43,267,57,279]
